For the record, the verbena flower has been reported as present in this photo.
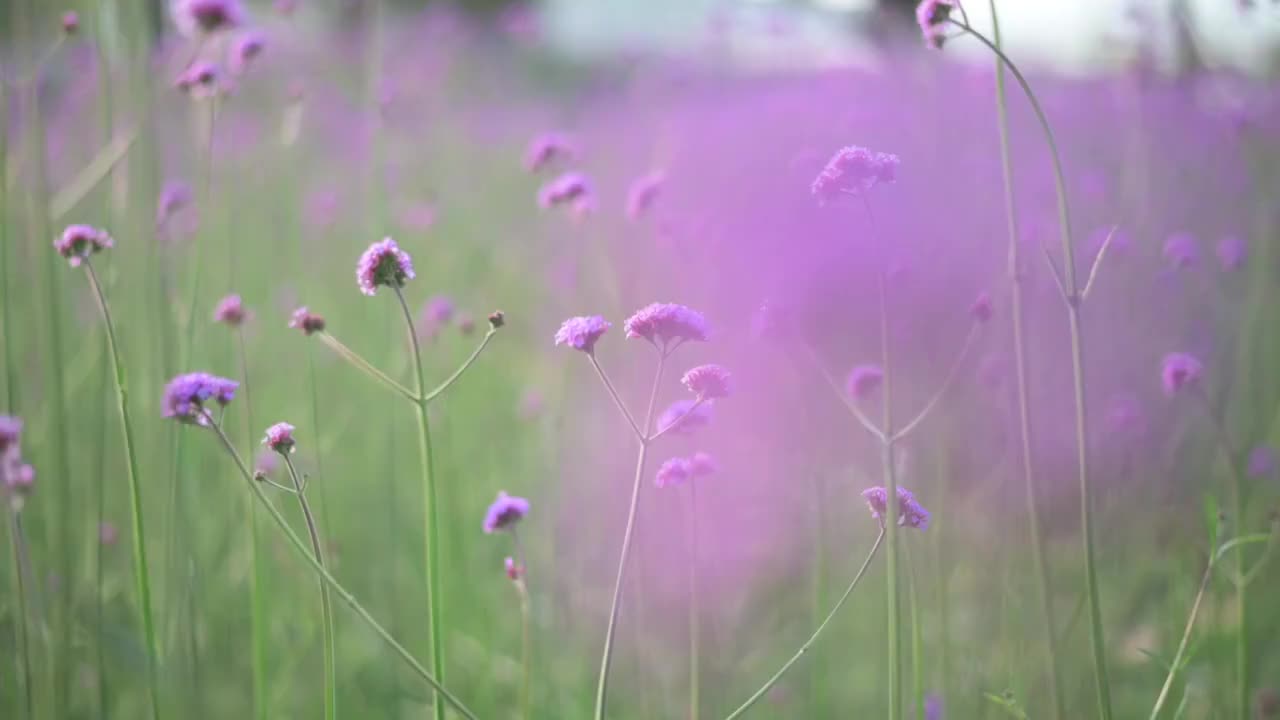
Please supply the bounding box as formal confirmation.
[161,372,238,424]
[488,311,505,330]
[689,451,718,477]
[624,302,710,345]
[811,145,899,204]
[1161,352,1203,396]
[657,399,713,435]
[970,292,993,323]
[263,422,296,454]
[0,415,22,456]
[916,0,957,49]
[846,364,884,400]
[288,307,326,335]
[625,171,664,221]
[423,295,455,325]
[861,486,930,530]
[457,313,475,335]
[483,491,530,534]
[537,171,592,210]
[170,0,245,37]
[1248,446,1276,478]
[213,294,247,326]
[524,132,575,173]
[683,364,732,401]
[924,693,944,720]
[61,11,79,34]
[3,463,34,496]
[1217,236,1247,271]
[655,457,692,488]
[1105,392,1147,437]
[99,522,118,546]
[54,224,113,267]
[157,180,192,226]
[230,30,266,75]
[175,61,223,100]
[554,315,611,354]
[356,237,415,296]
[1163,233,1199,270]
[504,556,523,580]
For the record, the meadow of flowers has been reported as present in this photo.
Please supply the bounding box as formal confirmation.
[2,0,1280,718]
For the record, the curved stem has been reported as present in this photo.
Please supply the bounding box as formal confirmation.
[283,455,337,720]
[423,329,498,403]
[648,397,706,444]
[593,349,667,720]
[1149,558,1213,720]
[205,423,479,719]
[84,261,162,720]
[954,19,1112,718]
[393,286,447,720]
[800,343,886,444]
[589,354,643,441]
[891,323,978,443]
[986,2,1066,716]
[722,530,885,720]
[688,481,700,720]
[317,332,418,404]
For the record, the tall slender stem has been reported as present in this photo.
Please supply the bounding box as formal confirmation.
[236,328,270,720]
[512,528,532,720]
[0,70,16,413]
[593,347,667,719]
[94,335,112,719]
[205,423,479,719]
[283,455,338,720]
[723,530,886,720]
[1149,558,1213,719]
[906,541,923,720]
[84,260,162,720]
[953,20,1112,718]
[987,3,1065,716]
[688,481,701,720]
[392,286,446,720]
[316,332,419,403]
[8,510,33,719]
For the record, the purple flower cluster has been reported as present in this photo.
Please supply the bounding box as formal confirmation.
[0,415,22,456]
[356,238,416,296]
[483,491,530,534]
[157,180,193,227]
[1,415,34,504]
[263,422,297,454]
[861,486,930,530]
[916,0,958,49]
[623,302,710,345]
[1217,236,1247,271]
[655,452,718,489]
[657,399,713,435]
[1163,233,1199,270]
[538,172,593,216]
[625,171,664,221]
[162,372,239,424]
[171,0,246,37]
[554,315,611,354]
[811,146,899,204]
[682,364,732,401]
[175,61,223,100]
[54,225,113,267]
[289,307,326,335]
[230,30,266,75]
[1161,352,1203,396]
[1248,446,1277,479]
[846,364,884,399]
[525,132,575,173]
[213,294,247,326]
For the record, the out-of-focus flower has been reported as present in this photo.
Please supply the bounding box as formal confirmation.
[263,422,296,454]
[1248,446,1276,479]
[518,389,544,420]
[0,416,22,456]
[916,0,957,49]
[157,180,192,227]
[399,203,437,232]
[861,486,930,530]
[537,171,592,210]
[288,307,326,335]
[487,311,505,330]
[170,0,245,38]
[54,224,113,267]
[99,522,118,546]
[625,171,664,221]
[254,450,279,477]
[483,491,530,533]
[273,0,297,16]
[1217,235,1247,271]
[846,364,884,400]
[970,292,993,323]
[657,399,713,435]
[689,451,718,477]
[1161,352,1203,396]
[213,294,247,326]
[554,315,611,354]
[749,299,796,342]
[811,145,899,204]
[504,556,523,580]
[1105,392,1148,437]
[356,238,415,296]
[230,30,266,75]
[161,372,238,424]
[683,364,732,401]
[1163,233,1199,270]
[61,11,79,35]
[175,61,223,100]
[524,132,574,173]
[423,295,455,326]
[924,693,943,720]
[624,302,709,345]
[655,457,692,488]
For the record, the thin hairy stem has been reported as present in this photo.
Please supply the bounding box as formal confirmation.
[84,260,162,719]
[284,455,337,720]
[1150,558,1213,719]
[205,423,479,719]
[892,323,979,443]
[589,354,643,440]
[393,286,447,720]
[422,328,498,403]
[317,332,419,403]
[722,530,885,720]
[800,342,887,443]
[593,347,667,719]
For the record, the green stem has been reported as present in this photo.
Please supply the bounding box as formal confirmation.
[305,345,332,564]
[906,542,922,720]
[987,3,1066,716]
[236,329,269,720]
[723,530,886,720]
[95,335,112,719]
[283,455,338,720]
[422,329,498,403]
[317,332,419,404]
[953,20,1112,718]
[1149,557,1213,719]
[8,510,33,720]
[84,260,162,720]
[593,347,667,720]
[890,324,978,443]
[392,286,447,720]
[0,64,16,413]
[205,423,479,720]
[688,481,700,720]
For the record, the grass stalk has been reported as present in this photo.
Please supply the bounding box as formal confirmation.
[688,481,701,720]
[235,328,270,720]
[7,509,34,719]
[283,455,338,720]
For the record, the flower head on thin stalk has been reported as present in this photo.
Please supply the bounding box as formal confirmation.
[3,462,35,502]
[175,61,224,100]
[538,171,592,211]
[288,306,326,335]
[624,302,710,346]
[54,224,113,267]
[811,145,899,204]
[157,180,192,227]
[683,364,732,401]
[625,171,664,220]
[263,422,297,454]
[916,0,958,49]
[657,399,713,435]
[1248,446,1276,479]
[483,491,530,534]
[230,30,266,75]
[655,457,692,489]
[689,451,718,478]
[861,486,930,530]
[525,132,575,173]
[161,372,238,425]
[488,310,506,330]
[505,556,523,581]
[356,237,415,296]
[1217,235,1247,271]
[1163,233,1200,270]
[970,292,993,323]
[170,0,246,37]
[554,315,611,354]
[846,364,884,400]
[1161,352,1203,396]
[213,294,248,326]
[61,11,79,34]
[0,415,22,456]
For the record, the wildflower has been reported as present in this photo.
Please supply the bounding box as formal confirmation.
[624,302,710,345]
[657,399,713,435]
[423,295,455,325]
[4,463,34,495]
[175,61,223,100]
[1161,352,1203,396]
[356,237,415,296]
[811,145,899,204]
[99,522,118,546]
[53,224,113,267]
[524,133,575,173]
[970,292,993,323]
[861,486,930,530]
[487,311,505,330]
[554,315,611,354]
[1163,233,1199,270]
[230,30,266,75]
[625,171,664,220]
[274,0,297,15]
[156,180,192,226]
[537,172,592,210]
[456,313,475,335]
[1217,235,1247,271]
[1105,392,1147,437]
[170,0,245,37]
[924,694,943,720]
[505,556,523,580]
[916,0,957,49]
[62,11,79,34]
[161,372,238,424]
[288,307,326,335]
[1248,446,1276,479]
[846,364,884,400]
[0,415,22,455]
[689,451,718,477]
[655,457,692,489]
[683,364,732,401]
[483,491,530,534]
[213,294,247,326]
[263,422,296,454]
[254,450,279,477]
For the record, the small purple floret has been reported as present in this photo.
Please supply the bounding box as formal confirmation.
[554,315,611,354]
[846,364,884,399]
[54,225,114,267]
[356,237,415,296]
[483,491,530,534]
[861,486,930,530]
[811,145,899,204]
[623,302,710,345]
[161,372,239,424]
[683,364,732,401]
[1161,352,1203,396]
[263,422,296,454]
